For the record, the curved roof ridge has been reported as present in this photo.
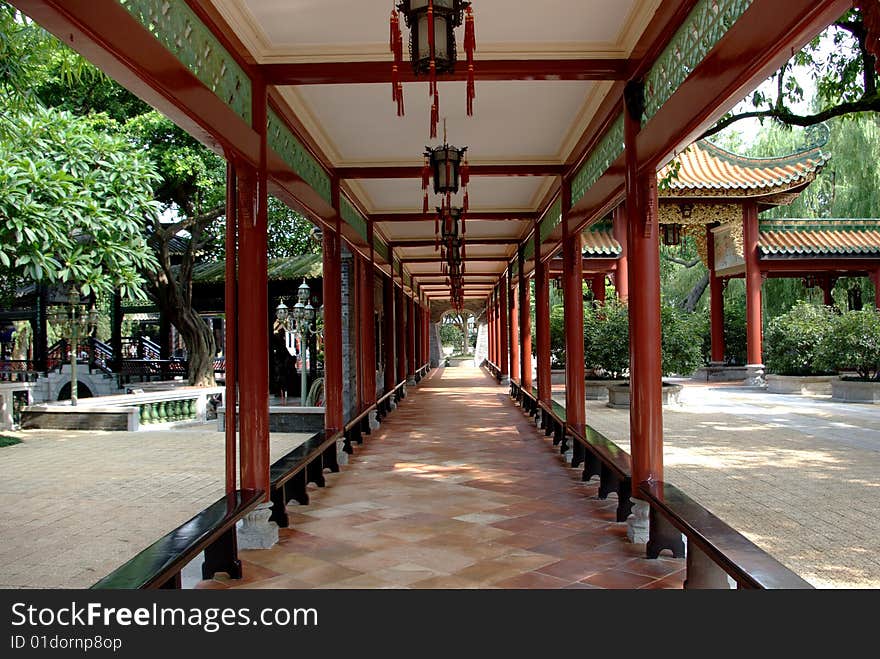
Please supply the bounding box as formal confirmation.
[697,137,828,168]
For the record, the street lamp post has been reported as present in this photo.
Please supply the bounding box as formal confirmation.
[51,290,99,406]
[275,280,321,407]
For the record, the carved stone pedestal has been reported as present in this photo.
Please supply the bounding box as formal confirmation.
[236,502,278,550]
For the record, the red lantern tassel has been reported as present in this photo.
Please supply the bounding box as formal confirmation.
[467,65,475,116]
[461,210,466,235]
[423,190,429,215]
[435,213,439,236]
[391,64,399,103]
[463,190,469,215]
[465,7,476,116]
[460,159,469,188]
[430,92,439,139]
[421,159,430,191]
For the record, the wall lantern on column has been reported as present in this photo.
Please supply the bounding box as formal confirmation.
[390,1,476,137]
[662,223,682,246]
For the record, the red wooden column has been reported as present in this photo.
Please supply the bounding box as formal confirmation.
[519,250,533,391]
[613,205,629,301]
[487,292,495,364]
[498,274,510,381]
[624,83,669,550]
[591,274,606,305]
[743,201,764,374]
[821,277,834,307]
[395,282,406,388]
[406,294,416,383]
[359,252,377,408]
[323,216,344,435]
[535,230,551,404]
[562,180,585,433]
[383,276,395,395]
[224,161,238,495]
[707,225,725,364]
[237,86,269,500]
[509,271,520,383]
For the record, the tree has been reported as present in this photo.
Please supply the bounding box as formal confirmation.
[702,7,879,140]
[0,6,158,302]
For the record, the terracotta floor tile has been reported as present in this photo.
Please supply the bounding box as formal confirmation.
[493,571,573,589]
[581,569,658,590]
[224,367,643,590]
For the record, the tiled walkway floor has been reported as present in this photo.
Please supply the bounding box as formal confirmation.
[203,367,683,589]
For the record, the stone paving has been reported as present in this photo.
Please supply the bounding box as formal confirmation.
[553,382,880,589]
[0,426,311,588]
[200,368,685,590]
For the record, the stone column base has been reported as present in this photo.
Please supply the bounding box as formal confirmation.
[236,502,278,550]
[406,377,417,386]
[626,498,651,544]
[500,375,511,385]
[336,438,349,466]
[744,364,766,387]
[368,409,380,431]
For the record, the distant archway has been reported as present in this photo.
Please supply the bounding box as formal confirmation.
[57,381,93,401]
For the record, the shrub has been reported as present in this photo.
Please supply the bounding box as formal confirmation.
[816,308,880,381]
[549,303,566,367]
[764,302,835,376]
[723,295,747,365]
[661,305,704,376]
[584,300,630,378]
[582,300,702,378]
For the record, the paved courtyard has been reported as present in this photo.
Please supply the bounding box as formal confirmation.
[2,370,878,589]
[553,382,880,588]
[0,426,311,588]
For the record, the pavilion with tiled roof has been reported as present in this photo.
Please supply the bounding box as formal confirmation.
[564,135,880,380]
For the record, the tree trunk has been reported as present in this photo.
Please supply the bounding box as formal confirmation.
[155,286,216,386]
[681,273,710,312]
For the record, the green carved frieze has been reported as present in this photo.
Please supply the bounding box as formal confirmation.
[119,0,252,124]
[572,114,624,206]
[267,110,332,204]
[643,0,753,123]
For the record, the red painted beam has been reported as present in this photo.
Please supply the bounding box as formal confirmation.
[262,59,629,85]
[373,212,536,223]
[391,239,518,248]
[399,257,509,263]
[339,164,565,179]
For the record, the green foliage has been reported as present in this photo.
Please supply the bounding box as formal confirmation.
[549,303,565,367]
[583,300,703,378]
[439,323,463,348]
[584,300,629,378]
[764,301,835,375]
[722,281,747,366]
[816,308,880,381]
[0,105,160,299]
[0,435,21,448]
[660,304,704,376]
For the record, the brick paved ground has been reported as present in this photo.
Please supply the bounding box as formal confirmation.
[0,426,311,588]
[553,382,880,589]
[202,368,684,590]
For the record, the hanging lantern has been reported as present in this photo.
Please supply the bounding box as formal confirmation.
[426,143,466,195]
[662,223,682,246]
[390,1,476,136]
[439,205,463,241]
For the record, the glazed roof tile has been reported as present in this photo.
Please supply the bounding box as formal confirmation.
[659,139,828,196]
[759,219,880,257]
[582,227,621,257]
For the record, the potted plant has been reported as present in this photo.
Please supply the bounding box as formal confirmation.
[591,303,701,408]
[764,301,836,395]
[816,308,880,403]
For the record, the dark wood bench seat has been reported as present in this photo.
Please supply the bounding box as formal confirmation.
[638,480,813,589]
[568,424,634,523]
[91,488,264,589]
[269,431,340,527]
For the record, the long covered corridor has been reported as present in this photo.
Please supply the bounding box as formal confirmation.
[200,367,684,590]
